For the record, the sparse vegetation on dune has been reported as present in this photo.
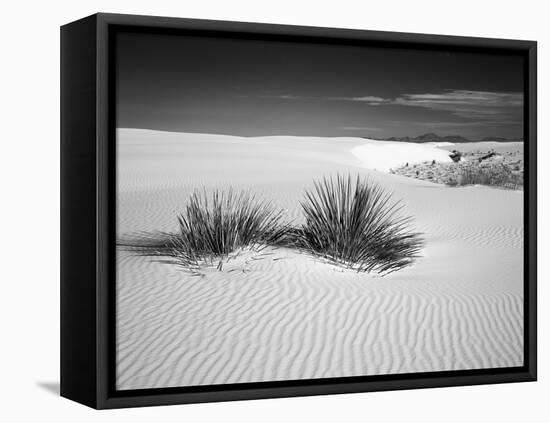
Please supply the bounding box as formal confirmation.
[390,148,524,190]
[292,174,423,274]
[119,189,288,270]
[453,163,523,189]
[120,175,423,275]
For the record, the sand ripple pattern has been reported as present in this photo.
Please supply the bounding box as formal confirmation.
[116,130,524,390]
[116,249,523,390]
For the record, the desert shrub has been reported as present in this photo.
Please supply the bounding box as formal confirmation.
[293,174,423,274]
[455,164,523,189]
[120,189,288,269]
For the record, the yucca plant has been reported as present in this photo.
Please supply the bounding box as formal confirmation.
[120,188,288,270]
[293,174,423,274]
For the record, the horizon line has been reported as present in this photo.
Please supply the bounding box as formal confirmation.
[117,127,524,142]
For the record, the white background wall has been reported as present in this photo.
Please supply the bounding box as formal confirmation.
[1,0,546,421]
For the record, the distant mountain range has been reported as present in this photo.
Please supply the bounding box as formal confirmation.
[479,136,523,142]
[371,133,522,143]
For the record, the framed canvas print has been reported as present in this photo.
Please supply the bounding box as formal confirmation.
[60,13,537,409]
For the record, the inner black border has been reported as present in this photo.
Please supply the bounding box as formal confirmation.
[107,22,533,399]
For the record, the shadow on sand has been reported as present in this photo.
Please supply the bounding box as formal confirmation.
[36,381,60,396]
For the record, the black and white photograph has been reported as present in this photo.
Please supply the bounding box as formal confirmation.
[115,28,526,390]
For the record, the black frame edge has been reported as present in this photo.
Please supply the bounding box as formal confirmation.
[100,370,535,409]
[95,12,536,48]
[526,42,537,381]
[60,14,99,409]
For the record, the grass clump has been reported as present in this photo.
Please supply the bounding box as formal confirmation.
[121,175,423,275]
[120,189,288,270]
[455,164,523,189]
[293,174,423,274]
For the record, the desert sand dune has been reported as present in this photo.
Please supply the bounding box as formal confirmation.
[116,128,523,390]
[351,140,453,171]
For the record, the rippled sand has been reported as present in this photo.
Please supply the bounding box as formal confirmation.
[116,129,524,390]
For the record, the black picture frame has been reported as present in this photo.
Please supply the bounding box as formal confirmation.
[60,12,537,409]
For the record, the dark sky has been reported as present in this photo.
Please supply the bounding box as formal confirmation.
[116,31,524,139]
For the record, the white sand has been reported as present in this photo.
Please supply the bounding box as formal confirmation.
[116,128,523,390]
[425,141,456,147]
[351,140,453,171]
